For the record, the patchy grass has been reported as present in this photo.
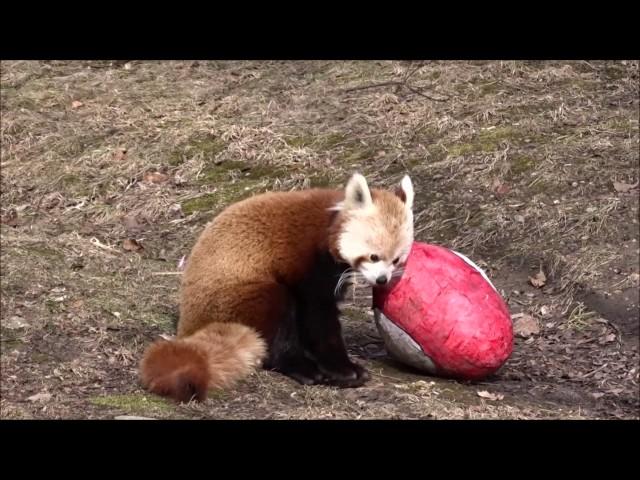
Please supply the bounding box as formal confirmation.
[1,60,638,419]
[91,393,173,415]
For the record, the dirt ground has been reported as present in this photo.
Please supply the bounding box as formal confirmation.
[1,60,638,419]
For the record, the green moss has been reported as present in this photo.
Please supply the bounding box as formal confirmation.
[44,299,66,314]
[285,135,314,148]
[319,132,349,149]
[477,126,520,149]
[197,160,286,187]
[509,156,535,175]
[139,311,176,329]
[480,82,500,95]
[445,127,533,157]
[32,352,53,363]
[1,328,26,350]
[605,118,634,133]
[182,194,218,216]
[60,174,81,187]
[23,244,64,258]
[285,132,348,150]
[446,143,475,156]
[197,160,247,184]
[169,135,227,166]
[1,339,23,351]
[341,145,377,164]
[91,394,172,414]
[528,178,555,195]
[309,173,335,188]
[602,65,626,80]
[167,151,185,166]
[182,179,258,216]
[425,145,448,163]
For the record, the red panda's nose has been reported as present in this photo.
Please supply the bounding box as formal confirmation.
[376,275,388,285]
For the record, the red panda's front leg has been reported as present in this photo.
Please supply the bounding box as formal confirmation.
[292,251,370,388]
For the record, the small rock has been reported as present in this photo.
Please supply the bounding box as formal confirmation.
[6,315,29,329]
[28,393,52,402]
[124,215,143,234]
[168,204,184,218]
[512,313,540,338]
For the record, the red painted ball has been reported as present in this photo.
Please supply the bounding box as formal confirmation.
[373,242,513,380]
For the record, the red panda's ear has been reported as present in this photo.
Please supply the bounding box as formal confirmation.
[396,175,414,210]
[344,173,373,210]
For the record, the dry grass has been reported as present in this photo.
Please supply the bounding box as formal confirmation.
[1,60,638,419]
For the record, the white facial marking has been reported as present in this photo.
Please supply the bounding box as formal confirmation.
[336,173,415,287]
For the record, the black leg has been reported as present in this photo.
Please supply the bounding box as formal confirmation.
[263,300,326,385]
[292,251,370,388]
[297,300,369,388]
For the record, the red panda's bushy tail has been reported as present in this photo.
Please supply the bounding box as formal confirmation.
[139,323,267,403]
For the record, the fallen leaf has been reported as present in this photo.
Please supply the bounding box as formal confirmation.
[42,192,65,210]
[6,316,29,329]
[492,178,511,195]
[477,390,504,401]
[123,238,144,252]
[599,333,616,344]
[28,393,52,402]
[613,180,639,192]
[529,268,547,288]
[1,209,19,227]
[113,148,128,161]
[124,215,143,234]
[71,100,84,109]
[143,171,170,184]
[512,313,540,338]
[591,392,605,399]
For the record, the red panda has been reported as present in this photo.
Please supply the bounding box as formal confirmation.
[139,173,415,403]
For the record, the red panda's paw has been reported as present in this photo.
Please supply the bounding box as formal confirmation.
[319,360,370,388]
[269,355,326,385]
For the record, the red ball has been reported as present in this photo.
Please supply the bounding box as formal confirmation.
[373,242,513,380]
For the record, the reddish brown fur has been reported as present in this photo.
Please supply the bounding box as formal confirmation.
[140,322,266,403]
[178,189,346,339]
[140,184,407,402]
[140,340,210,403]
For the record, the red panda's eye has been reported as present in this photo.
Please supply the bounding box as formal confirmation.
[393,257,400,265]
[370,254,380,262]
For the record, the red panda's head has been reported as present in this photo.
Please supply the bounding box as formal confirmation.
[331,173,414,287]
